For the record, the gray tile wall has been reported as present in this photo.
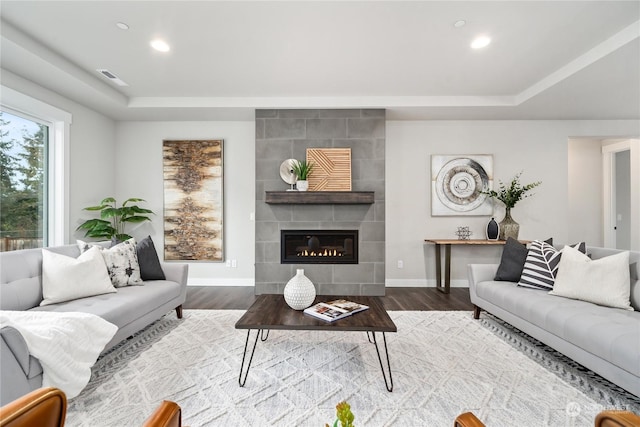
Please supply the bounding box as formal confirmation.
[255,109,385,295]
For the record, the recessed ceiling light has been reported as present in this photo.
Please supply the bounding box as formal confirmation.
[454,20,466,28]
[150,39,170,52]
[471,36,491,49]
[116,22,129,30]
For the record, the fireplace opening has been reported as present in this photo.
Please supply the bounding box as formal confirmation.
[281,230,358,264]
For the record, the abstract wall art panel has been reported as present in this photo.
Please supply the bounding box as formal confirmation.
[431,154,493,216]
[306,148,352,191]
[163,140,223,261]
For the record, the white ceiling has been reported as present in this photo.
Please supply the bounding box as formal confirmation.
[1,1,639,121]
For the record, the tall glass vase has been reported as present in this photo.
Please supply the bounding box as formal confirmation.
[499,208,520,241]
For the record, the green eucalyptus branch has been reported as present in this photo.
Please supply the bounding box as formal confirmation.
[482,171,541,209]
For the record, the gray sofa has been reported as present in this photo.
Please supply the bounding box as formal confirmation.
[467,246,639,397]
[0,244,188,405]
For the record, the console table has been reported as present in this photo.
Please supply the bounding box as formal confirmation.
[424,239,529,294]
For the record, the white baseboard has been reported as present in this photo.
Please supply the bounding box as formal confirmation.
[187,278,469,288]
[188,278,255,287]
[384,279,469,288]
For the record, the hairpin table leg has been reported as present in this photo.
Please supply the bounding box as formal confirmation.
[370,331,393,392]
[238,329,261,387]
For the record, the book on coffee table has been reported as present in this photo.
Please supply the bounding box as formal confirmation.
[303,299,369,322]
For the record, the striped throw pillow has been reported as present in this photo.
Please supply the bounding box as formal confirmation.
[518,240,586,290]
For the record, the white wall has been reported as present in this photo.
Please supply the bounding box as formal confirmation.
[385,120,640,287]
[568,138,604,246]
[115,121,255,285]
[1,70,116,243]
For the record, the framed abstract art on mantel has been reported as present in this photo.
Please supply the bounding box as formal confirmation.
[163,139,224,261]
[431,154,493,216]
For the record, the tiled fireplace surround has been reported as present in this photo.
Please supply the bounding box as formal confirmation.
[255,109,385,295]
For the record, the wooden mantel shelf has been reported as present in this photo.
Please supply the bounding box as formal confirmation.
[265,191,375,204]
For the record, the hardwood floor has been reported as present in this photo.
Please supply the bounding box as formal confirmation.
[184,286,473,311]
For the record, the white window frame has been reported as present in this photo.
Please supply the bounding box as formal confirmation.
[1,86,71,246]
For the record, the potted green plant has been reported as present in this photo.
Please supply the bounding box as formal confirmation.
[291,159,314,192]
[482,172,541,240]
[77,197,154,241]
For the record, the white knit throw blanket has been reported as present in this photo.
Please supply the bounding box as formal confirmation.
[0,311,117,398]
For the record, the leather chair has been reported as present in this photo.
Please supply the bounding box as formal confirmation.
[453,412,486,427]
[595,410,640,427]
[142,400,182,427]
[0,388,183,427]
[0,387,66,427]
[454,410,640,427]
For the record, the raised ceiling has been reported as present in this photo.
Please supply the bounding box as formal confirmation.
[1,1,639,121]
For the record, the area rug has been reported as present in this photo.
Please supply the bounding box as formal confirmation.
[66,310,638,426]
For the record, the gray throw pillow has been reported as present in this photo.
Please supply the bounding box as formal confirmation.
[136,236,166,281]
[494,238,529,282]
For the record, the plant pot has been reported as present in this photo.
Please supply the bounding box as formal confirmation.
[499,208,519,241]
[284,269,316,310]
[296,180,309,191]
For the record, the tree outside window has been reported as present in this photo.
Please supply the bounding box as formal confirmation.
[0,110,47,251]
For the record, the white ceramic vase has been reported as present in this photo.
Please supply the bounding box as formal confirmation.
[296,180,309,191]
[284,269,316,310]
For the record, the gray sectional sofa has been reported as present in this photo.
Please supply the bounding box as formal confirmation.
[468,246,640,397]
[0,243,188,405]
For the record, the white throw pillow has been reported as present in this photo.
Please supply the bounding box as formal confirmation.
[549,245,632,310]
[41,246,116,306]
[78,238,143,287]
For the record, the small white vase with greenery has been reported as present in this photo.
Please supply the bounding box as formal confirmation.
[292,159,314,192]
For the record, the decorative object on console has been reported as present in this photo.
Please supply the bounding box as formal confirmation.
[431,155,493,216]
[76,197,154,242]
[291,159,314,192]
[279,159,298,191]
[486,218,499,240]
[455,226,472,240]
[518,240,585,291]
[306,148,352,191]
[284,269,316,310]
[163,139,224,261]
[482,171,541,240]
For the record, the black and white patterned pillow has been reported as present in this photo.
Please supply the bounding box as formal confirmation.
[518,240,586,291]
[78,238,143,287]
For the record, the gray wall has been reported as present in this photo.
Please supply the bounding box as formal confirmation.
[255,109,385,295]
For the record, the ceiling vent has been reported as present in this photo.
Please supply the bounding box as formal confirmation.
[96,69,128,86]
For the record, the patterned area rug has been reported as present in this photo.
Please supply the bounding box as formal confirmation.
[66,310,638,426]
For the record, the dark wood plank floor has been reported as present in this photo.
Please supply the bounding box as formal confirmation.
[184,286,473,311]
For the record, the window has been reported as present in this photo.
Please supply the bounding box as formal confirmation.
[1,86,71,251]
[0,110,48,251]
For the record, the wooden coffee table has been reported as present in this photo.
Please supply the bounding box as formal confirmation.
[235,294,397,391]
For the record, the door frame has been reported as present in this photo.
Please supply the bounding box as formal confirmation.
[602,140,631,248]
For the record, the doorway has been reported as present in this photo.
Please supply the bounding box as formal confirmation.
[602,139,639,250]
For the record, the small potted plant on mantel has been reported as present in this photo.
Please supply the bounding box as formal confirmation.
[292,159,314,192]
